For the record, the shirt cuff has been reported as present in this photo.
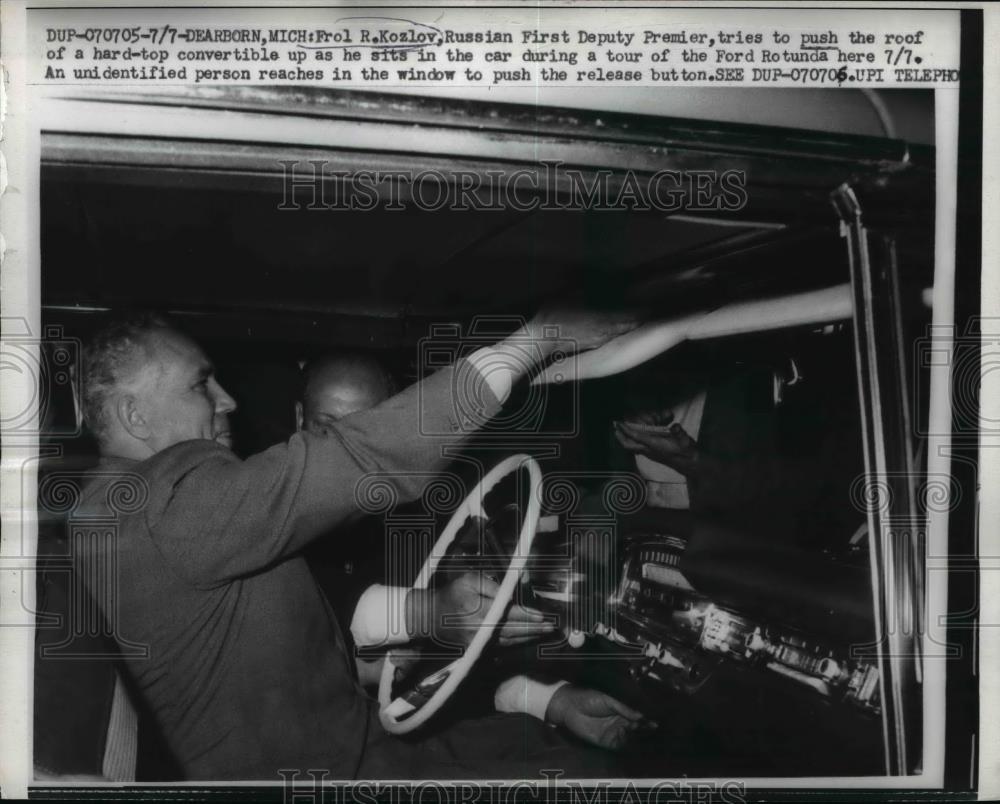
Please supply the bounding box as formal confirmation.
[350,584,411,648]
[466,346,520,405]
[494,676,570,722]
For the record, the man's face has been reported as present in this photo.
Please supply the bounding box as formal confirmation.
[298,362,390,436]
[134,329,237,452]
[301,382,385,436]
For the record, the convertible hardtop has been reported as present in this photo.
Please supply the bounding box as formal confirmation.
[40,85,934,345]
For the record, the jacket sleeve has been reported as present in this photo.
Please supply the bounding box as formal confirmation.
[146,359,501,588]
[494,676,569,722]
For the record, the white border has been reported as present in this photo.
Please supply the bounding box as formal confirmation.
[977,4,999,799]
[1,0,993,799]
[1,0,38,798]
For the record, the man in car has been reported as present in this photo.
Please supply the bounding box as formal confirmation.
[73,311,641,781]
[295,351,642,730]
[294,352,402,637]
[296,351,397,437]
[611,357,863,544]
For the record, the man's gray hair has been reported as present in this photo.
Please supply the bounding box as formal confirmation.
[79,311,171,442]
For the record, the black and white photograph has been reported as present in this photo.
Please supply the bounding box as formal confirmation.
[0,2,992,801]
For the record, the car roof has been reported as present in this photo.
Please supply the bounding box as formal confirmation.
[41,86,934,347]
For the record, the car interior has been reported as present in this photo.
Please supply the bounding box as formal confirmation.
[34,86,934,780]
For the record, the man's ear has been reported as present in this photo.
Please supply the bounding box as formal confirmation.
[294,401,304,432]
[116,393,151,441]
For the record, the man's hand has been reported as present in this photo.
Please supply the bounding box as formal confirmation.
[613,418,699,475]
[468,309,639,404]
[545,685,647,750]
[523,307,641,356]
[406,573,555,648]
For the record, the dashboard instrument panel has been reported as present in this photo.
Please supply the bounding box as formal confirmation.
[577,536,881,715]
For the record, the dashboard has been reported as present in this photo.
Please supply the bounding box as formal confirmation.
[523,521,882,726]
[599,537,881,713]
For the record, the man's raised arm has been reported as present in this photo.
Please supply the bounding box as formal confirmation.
[149,310,637,587]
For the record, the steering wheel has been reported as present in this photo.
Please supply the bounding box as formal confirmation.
[378,454,542,735]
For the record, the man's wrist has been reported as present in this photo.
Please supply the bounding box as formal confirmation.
[509,321,560,362]
[465,325,560,406]
[465,345,518,405]
[544,682,573,725]
[494,676,570,722]
[351,584,412,648]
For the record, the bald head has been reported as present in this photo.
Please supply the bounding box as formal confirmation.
[297,353,394,435]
